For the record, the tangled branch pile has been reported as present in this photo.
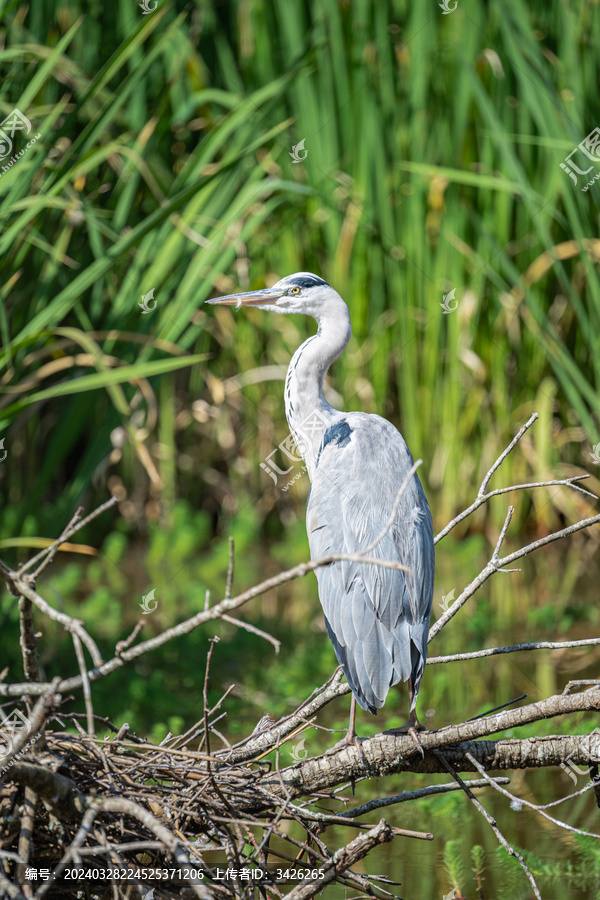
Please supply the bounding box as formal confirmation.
[1,414,600,900]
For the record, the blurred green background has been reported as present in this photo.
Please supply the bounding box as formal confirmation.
[1,0,600,896]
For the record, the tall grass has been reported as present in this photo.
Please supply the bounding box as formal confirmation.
[0,0,598,539]
[1,8,598,895]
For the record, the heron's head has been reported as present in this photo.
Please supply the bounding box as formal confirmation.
[206,272,344,318]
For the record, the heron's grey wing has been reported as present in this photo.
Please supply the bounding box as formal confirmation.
[307,415,434,714]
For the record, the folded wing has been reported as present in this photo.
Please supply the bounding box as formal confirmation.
[307,414,435,714]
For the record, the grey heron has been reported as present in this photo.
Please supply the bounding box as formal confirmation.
[207,273,435,749]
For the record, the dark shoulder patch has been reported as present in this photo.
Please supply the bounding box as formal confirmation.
[315,420,352,470]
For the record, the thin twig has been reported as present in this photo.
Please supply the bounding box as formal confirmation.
[465,751,600,840]
[220,613,281,652]
[429,511,600,641]
[427,637,600,666]
[289,777,511,821]
[435,410,597,545]
[362,460,421,554]
[34,807,99,899]
[480,413,538,497]
[21,497,118,576]
[72,633,94,736]
[7,575,103,669]
[285,820,401,900]
[0,678,61,774]
[435,475,597,544]
[0,549,413,700]
[16,787,36,898]
[30,507,84,579]
[225,536,235,600]
[18,595,39,685]
[432,749,542,900]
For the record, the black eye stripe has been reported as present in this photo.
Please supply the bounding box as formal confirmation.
[286,275,329,290]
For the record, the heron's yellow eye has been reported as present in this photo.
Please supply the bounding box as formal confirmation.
[290,286,300,294]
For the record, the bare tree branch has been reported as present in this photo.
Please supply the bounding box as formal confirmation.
[285,820,398,900]
[433,749,542,900]
[427,637,600,665]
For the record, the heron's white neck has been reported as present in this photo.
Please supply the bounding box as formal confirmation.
[284,301,352,479]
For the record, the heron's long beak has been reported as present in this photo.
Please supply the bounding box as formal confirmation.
[205,287,285,307]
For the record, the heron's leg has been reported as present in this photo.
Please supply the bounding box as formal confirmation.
[382,678,426,757]
[347,696,357,743]
[326,696,366,762]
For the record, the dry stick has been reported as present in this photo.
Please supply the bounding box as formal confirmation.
[30,506,84,579]
[283,788,468,830]
[217,670,350,765]
[225,536,235,600]
[433,750,542,900]
[115,620,144,655]
[7,575,103,670]
[20,497,119,577]
[16,787,36,899]
[465,751,600,840]
[564,679,600,697]
[0,870,27,900]
[361,459,421,554]
[0,552,409,700]
[333,777,512,819]
[260,689,600,799]
[61,840,164,857]
[18,595,39,685]
[71,632,94,736]
[285,819,397,900]
[427,637,600,665]
[481,413,539,496]
[49,797,209,900]
[0,678,61,774]
[201,638,218,763]
[198,639,245,866]
[0,559,26,597]
[429,510,600,641]
[435,412,597,543]
[34,807,99,900]
[219,613,281,652]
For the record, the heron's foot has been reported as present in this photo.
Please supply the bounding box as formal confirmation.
[383,717,427,758]
[326,732,367,764]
